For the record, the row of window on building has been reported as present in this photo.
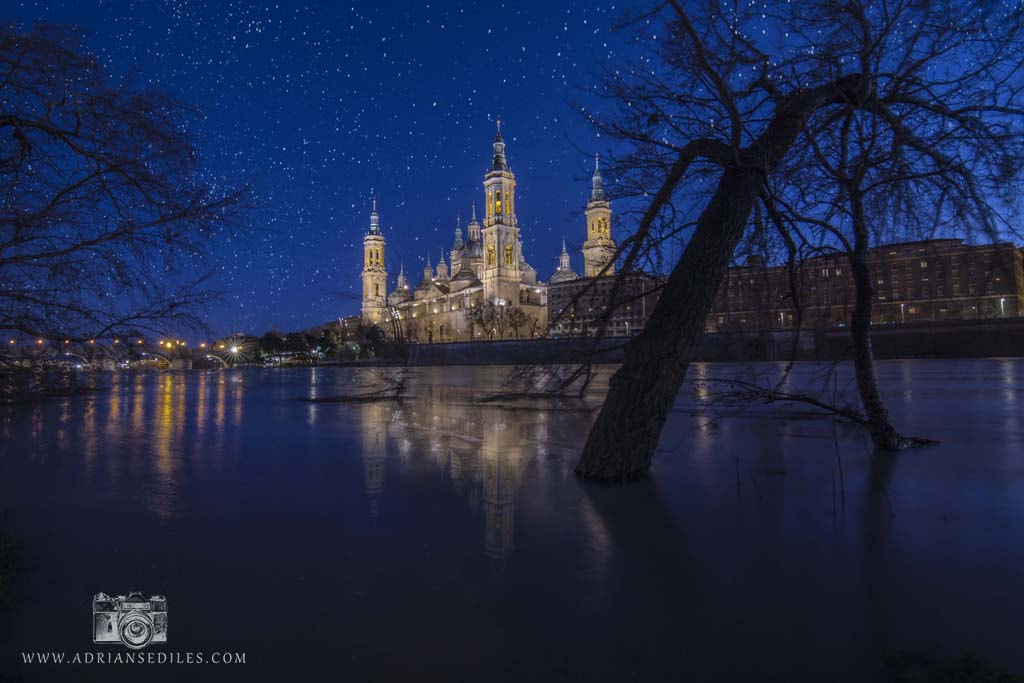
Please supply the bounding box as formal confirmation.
[546,239,1024,337]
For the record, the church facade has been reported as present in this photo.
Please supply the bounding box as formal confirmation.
[360,124,617,343]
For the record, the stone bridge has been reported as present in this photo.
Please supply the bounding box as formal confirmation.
[1,338,237,371]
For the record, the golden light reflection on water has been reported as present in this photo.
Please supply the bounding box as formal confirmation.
[195,369,207,442]
[396,385,529,564]
[150,373,178,518]
[353,380,605,572]
[75,370,245,519]
[81,397,97,476]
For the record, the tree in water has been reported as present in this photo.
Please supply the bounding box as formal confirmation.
[0,26,245,345]
[575,0,1024,480]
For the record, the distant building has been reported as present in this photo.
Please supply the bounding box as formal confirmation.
[547,272,662,338]
[708,238,1024,332]
[546,156,662,337]
[359,122,547,342]
[549,237,1023,340]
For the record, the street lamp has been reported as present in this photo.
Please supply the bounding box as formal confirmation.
[1000,297,1006,317]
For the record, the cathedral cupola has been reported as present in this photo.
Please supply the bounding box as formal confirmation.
[436,252,449,281]
[467,202,481,243]
[591,153,605,201]
[492,118,508,171]
[550,238,580,284]
[368,196,381,234]
[453,216,464,250]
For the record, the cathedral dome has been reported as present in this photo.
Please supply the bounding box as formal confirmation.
[549,268,579,284]
[549,239,579,283]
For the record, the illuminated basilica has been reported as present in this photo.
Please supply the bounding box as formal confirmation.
[360,123,616,342]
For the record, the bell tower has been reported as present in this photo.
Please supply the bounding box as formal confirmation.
[582,154,616,277]
[481,119,522,303]
[361,198,387,325]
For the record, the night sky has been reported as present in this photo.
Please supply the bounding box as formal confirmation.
[9,1,621,335]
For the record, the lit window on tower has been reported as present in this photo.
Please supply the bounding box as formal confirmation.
[504,245,512,265]
[487,245,495,266]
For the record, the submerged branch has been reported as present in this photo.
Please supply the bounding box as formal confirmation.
[696,376,939,449]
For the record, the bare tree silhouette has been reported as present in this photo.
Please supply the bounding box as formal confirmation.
[0,25,246,346]
[574,0,1024,480]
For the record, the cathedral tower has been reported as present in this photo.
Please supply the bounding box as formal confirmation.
[361,198,387,324]
[481,120,522,303]
[582,154,616,277]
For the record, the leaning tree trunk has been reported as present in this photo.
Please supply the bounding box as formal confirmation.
[575,166,764,481]
[573,73,874,481]
[848,199,904,450]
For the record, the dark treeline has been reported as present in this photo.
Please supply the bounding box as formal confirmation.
[217,323,405,366]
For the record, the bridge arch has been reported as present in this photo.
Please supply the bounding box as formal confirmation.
[61,352,93,367]
[137,351,172,368]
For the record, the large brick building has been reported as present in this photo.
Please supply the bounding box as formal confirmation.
[546,238,1023,339]
[547,272,662,338]
[546,154,664,338]
[708,239,1024,332]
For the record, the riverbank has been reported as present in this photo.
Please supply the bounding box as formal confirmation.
[335,317,1024,367]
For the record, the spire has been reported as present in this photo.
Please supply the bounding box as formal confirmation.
[590,153,605,201]
[423,253,433,281]
[559,239,571,270]
[491,117,508,171]
[436,250,449,280]
[453,215,464,249]
[467,201,481,242]
[396,263,407,289]
[368,195,381,234]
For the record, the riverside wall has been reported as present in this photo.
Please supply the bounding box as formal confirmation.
[390,318,1024,366]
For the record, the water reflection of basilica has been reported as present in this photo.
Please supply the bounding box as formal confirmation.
[356,385,549,562]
